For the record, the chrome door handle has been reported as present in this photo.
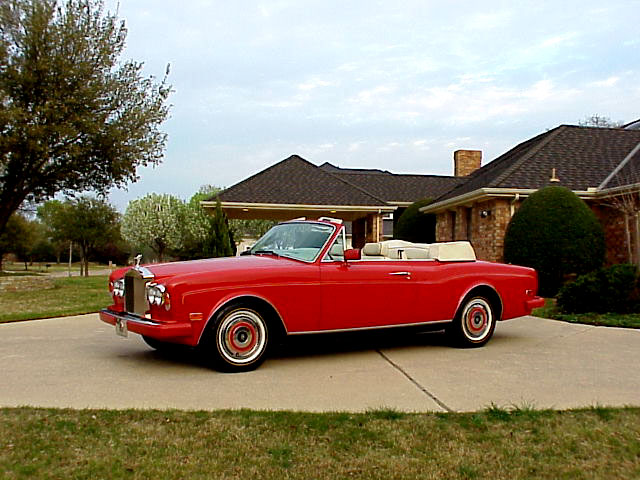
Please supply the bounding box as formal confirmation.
[389,271,411,277]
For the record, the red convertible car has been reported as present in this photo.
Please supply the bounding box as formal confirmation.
[100,218,544,372]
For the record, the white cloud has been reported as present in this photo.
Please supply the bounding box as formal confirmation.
[298,78,334,91]
[539,32,578,48]
[103,0,638,210]
[589,76,620,87]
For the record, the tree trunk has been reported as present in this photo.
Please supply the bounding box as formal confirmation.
[68,242,73,277]
[625,213,633,264]
[80,245,89,277]
[635,212,640,268]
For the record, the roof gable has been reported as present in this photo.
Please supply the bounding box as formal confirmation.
[218,155,388,206]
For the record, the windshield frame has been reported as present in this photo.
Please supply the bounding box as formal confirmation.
[248,221,338,264]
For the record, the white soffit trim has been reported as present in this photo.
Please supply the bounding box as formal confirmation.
[420,188,599,213]
[203,201,396,213]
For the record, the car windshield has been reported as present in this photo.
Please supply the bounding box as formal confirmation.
[249,222,335,262]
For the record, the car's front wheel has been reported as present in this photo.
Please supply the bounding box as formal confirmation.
[201,305,269,372]
[447,295,496,347]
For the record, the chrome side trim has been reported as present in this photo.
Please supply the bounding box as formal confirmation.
[288,319,452,335]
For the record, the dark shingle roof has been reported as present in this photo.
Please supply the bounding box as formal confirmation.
[218,156,460,207]
[437,125,640,202]
[218,155,388,206]
[319,163,461,203]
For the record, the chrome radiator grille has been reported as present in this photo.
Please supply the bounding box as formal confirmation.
[124,269,152,315]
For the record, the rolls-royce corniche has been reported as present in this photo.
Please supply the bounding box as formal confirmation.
[100,218,544,372]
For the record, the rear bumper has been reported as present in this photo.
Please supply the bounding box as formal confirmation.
[99,309,192,339]
[525,296,546,312]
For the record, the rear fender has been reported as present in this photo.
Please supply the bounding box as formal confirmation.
[454,284,503,321]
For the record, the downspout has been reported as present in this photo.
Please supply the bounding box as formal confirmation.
[510,193,520,217]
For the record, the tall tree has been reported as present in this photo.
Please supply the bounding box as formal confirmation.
[49,196,119,276]
[0,0,171,235]
[36,199,67,262]
[203,199,234,258]
[121,193,185,263]
[0,213,31,270]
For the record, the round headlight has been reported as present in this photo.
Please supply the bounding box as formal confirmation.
[146,283,166,306]
[112,278,125,297]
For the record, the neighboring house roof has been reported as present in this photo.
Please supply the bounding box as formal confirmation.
[434,125,640,204]
[319,163,461,204]
[217,154,458,209]
[217,155,388,207]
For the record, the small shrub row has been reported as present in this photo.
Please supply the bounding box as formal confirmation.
[556,264,639,314]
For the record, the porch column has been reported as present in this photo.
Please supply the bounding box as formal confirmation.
[365,213,384,243]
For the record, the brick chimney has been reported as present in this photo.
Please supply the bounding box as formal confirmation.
[454,150,482,177]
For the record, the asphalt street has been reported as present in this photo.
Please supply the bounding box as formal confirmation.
[1,314,638,412]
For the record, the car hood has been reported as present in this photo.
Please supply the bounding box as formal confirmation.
[135,254,301,283]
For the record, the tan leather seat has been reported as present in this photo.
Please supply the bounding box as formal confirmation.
[429,242,476,261]
[401,247,431,259]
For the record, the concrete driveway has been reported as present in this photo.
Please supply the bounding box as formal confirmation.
[1,314,638,412]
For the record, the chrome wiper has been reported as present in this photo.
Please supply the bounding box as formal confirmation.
[253,249,280,257]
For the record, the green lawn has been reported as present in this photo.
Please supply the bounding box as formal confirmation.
[0,275,111,323]
[2,261,109,274]
[0,406,638,479]
[533,299,640,329]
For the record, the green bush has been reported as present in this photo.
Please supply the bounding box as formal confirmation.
[557,264,639,314]
[504,186,605,297]
[394,198,435,243]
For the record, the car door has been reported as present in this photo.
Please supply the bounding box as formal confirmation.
[319,258,418,331]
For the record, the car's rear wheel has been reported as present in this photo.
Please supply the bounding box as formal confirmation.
[447,295,496,347]
[202,305,269,372]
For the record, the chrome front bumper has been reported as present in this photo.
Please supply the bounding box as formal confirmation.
[99,309,192,339]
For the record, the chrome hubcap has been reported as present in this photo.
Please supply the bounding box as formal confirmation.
[462,298,492,341]
[217,309,267,365]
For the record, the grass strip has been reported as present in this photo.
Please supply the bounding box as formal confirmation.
[0,275,110,323]
[533,299,640,329]
[0,406,638,479]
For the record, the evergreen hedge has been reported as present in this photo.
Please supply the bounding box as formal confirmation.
[557,264,639,314]
[504,186,605,297]
[393,198,435,243]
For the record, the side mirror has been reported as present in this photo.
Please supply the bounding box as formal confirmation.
[343,248,361,261]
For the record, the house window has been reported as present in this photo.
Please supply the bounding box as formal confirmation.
[465,207,472,241]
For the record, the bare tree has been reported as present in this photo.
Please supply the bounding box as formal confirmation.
[579,114,625,128]
[598,144,640,266]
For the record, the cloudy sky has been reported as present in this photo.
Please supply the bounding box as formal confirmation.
[104,0,639,211]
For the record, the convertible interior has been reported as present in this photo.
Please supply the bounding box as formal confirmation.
[360,240,476,261]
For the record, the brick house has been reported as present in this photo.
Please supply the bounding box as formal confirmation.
[207,122,640,263]
[422,124,640,264]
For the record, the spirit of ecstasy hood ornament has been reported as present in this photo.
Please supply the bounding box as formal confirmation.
[134,254,142,268]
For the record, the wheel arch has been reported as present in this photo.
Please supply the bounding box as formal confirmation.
[198,295,287,345]
[456,284,503,322]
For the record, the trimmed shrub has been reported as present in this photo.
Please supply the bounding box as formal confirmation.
[394,198,435,243]
[557,264,639,314]
[504,186,605,297]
